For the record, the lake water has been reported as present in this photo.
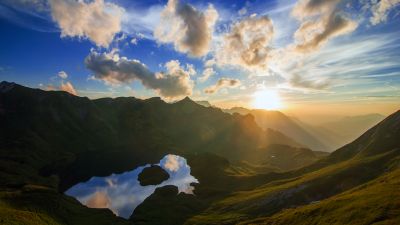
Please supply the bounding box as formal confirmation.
[65,154,199,219]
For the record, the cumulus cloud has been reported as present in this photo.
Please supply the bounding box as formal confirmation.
[154,0,218,57]
[58,71,68,79]
[204,78,241,94]
[292,0,341,19]
[215,15,274,70]
[198,67,216,82]
[289,74,331,90]
[85,50,194,99]
[370,0,400,25]
[185,63,196,76]
[49,0,124,47]
[85,191,111,208]
[163,154,180,172]
[46,80,77,95]
[60,81,77,95]
[292,0,357,53]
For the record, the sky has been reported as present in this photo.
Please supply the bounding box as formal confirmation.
[65,154,198,218]
[0,0,399,118]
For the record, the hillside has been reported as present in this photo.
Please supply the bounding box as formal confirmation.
[0,81,303,190]
[320,113,385,144]
[1,81,398,225]
[224,107,329,151]
[239,167,400,225]
[290,118,345,151]
[184,110,400,224]
[0,81,314,224]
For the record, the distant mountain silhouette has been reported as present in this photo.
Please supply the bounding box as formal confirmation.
[0,81,305,191]
[185,110,400,224]
[224,107,330,151]
[195,100,212,107]
[224,107,385,152]
[320,113,385,144]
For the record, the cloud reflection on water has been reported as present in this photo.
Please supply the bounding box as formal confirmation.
[65,154,198,219]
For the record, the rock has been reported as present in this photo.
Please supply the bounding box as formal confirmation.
[138,165,170,186]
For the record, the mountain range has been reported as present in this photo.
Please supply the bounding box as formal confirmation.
[0,81,399,225]
[224,107,384,152]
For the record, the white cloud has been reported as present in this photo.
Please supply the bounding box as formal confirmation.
[291,0,357,53]
[45,80,77,95]
[215,15,274,70]
[58,70,68,79]
[85,50,194,99]
[186,63,196,76]
[163,154,180,172]
[130,38,138,45]
[60,81,77,95]
[49,0,124,47]
[278,32,400,93]
[198,67,216,82]
[289,73,331,90]
[204,78,241,94]
[238,7,247,16]
[370,0,400,25]
[85,191,111,209]
[154,0,219,57]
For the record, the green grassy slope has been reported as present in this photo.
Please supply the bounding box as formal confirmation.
[239,167,400,225]
[184,110,400,225]
[1,81,398,225]
[0,81,310,224]
[0,185,129,225]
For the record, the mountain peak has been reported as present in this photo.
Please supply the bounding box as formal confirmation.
[175,96,197,106]
[181,96,193,102]
[0,81,17,93]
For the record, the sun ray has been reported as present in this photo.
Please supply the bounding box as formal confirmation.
[252,90,283,110]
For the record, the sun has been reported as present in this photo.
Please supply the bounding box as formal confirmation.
[251,90,283,110]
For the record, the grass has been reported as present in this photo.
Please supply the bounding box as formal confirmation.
[238,168,400,225]
[184,149,400,225]
[0,185,130,225]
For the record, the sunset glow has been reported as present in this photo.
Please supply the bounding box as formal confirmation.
[252,90,283,110]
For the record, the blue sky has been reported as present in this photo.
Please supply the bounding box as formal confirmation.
[0,0,399,117]
[65,154,197,218]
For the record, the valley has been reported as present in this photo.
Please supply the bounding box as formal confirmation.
[1,82,398,225]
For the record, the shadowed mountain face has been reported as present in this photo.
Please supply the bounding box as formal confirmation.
[184,110,400,225]
[0,81,303,192]
[259,144,328,171]
[1,81,399,225]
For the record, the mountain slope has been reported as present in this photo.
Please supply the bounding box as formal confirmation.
[258,144,329,171]
[185,110,400,225]
[291,118,345,151]
[321,113,385,144]
[0,81,314,225]
[1,81,397,225]
[224,107,329,151]
[0,81,302,191]
[239,167,400,225]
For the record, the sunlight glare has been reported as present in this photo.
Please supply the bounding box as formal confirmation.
[252,90,283,110]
